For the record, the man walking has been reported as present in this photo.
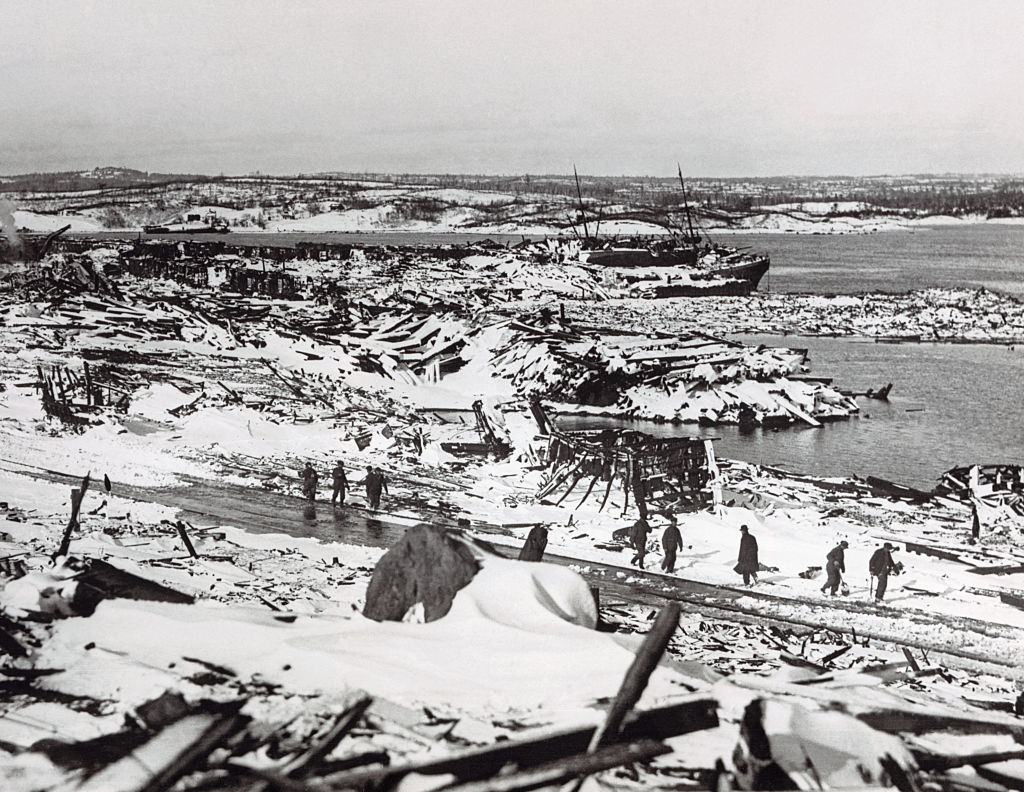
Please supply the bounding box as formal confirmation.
[331,461,348,506]
[366,465,389,511]
[735,524,759,586]
[630,517,651,569]
[869,542,898,602]
[661,517,682,573]
[374,466,389,509]
[301,462,318,502]
[364,465,379,510]
[821,540,848,596]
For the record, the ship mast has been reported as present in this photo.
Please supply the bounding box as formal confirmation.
[677,163,698,243]
[573,164,590,239]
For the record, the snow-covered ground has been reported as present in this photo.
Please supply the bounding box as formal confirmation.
[1,238,1023,790]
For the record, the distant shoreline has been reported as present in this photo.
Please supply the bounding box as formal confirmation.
[23,215,1024,238]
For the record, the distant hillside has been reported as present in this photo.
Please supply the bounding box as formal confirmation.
[3,169,1023,234]
[0,167,218,193]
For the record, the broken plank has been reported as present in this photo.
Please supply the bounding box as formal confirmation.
[969,564,1024,577]
[904,542,966,564]
[318,697,717,790]
[440,740,671,792]
[587,603,681,751]
[916,750,1024,772]
[77,710,246,792]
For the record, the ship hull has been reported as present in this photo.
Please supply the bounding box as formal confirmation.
[638,279,756,298]
[694,256,770,289]
[580,247,699,267]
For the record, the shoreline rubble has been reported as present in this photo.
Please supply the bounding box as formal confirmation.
[0,238,1022,790]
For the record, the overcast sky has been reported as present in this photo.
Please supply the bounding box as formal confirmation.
[3,0,1024,177]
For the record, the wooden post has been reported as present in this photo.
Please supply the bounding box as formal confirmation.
[587,603,681,752]
[176,521,199,558]
[83,361,93,406]
[54,472,91,560]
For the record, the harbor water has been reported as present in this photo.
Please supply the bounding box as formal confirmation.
[558,334,1024,490]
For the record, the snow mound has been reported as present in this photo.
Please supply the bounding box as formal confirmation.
[37,555,691,715]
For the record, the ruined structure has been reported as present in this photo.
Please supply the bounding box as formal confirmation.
[533,401,712,516]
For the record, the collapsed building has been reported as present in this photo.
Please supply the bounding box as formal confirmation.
[532,399,713,514]
[489,314,859,426]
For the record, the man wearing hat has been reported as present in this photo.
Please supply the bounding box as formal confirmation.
[821,540,848,596]
[869,542,898,602]
[735,525,759,586]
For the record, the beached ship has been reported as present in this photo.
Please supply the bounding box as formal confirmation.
[577,238,770,296]
[558,166,771,297]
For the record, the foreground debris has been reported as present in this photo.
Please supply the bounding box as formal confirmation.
[1,491,1024,792]
[0,237,1022,790]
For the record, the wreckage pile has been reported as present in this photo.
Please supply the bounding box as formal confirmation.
[568,287,1024,343]
[938,465,1024,515]
[487,315,858,426]
[2,245,860,433]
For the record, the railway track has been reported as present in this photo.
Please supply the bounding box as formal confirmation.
[3,458,1022,678]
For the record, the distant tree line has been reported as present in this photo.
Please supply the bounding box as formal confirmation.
[0,168,218,194]
[5,168,1023,219]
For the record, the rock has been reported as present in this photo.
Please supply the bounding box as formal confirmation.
[363,525,480,622]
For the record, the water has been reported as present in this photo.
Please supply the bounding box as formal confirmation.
[558,335,1024,490]
[720,224,1024,296]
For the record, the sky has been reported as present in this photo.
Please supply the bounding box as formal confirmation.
[2,0,1024,177]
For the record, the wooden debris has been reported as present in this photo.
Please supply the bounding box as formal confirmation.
[587,603,682,751]
[54,471,91,559]
[318,697,718,790]
[76,708,247,792]
[438,739,671,792]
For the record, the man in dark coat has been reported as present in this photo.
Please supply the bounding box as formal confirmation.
[364,465,378,509]
[518,525,549,562]
[331,461,348,506]
[661,519,682,573]
[820,540,848,596]
[630,517,651,569]
[735,524,759,586]
[366,466,389,510]
[301,463,318,502]
[869,542,898,602]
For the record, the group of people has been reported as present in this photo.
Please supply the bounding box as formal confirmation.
[820,540,900,601]
[300,462,389,511]
[627,515,684,572]
[625,518,901,603]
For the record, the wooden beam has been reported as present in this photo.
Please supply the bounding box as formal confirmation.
[317,697,717,790]
[587,603,682,751]
[77,710,246,792]
[439,740,670,792]
[54,471,91,560]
